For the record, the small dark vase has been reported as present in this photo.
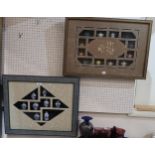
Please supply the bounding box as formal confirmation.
[79,116,93,138]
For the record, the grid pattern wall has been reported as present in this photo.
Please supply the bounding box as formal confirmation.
[3,17,135,113]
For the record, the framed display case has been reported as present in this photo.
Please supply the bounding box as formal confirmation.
[0,18,3,138]
[0,100,1,138]
[63,17,152,79]
[3,75,79,137]
[0,18,3,79]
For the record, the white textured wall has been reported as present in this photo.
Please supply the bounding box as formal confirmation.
[2,17,155,138]
[135,31,155,105]
[3,17,134,114]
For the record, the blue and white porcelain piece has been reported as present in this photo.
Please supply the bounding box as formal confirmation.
[34,113,40,120]
[55,101,61,108]
[21,102,27,110]
[79,116,94,137]
[44,112,49,121]
[32,102,39,110]
[44,100,49,107]
[31,92,37,99]
[42,90,47,96]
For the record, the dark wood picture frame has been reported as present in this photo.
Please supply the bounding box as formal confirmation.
[3,75,80,137]
[63,17,152,79]
[0,18,3,138]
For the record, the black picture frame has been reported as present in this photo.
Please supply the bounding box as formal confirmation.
[3,75,80,137]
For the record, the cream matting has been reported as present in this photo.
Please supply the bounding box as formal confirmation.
[9,81,73,131]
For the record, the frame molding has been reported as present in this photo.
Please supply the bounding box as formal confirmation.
[3,75,80,137]
[63,17,152,79]
[0,17,3,138]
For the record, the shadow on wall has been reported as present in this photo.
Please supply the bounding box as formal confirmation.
[135,71,152,104]
[147,17,155,34]
[45,21,65,76]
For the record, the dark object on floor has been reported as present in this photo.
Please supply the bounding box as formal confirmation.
[110,126,126,138]
[92,127,111,138]
[91,126,126,138]
[79,116,93,138]
[80,123,126,138]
